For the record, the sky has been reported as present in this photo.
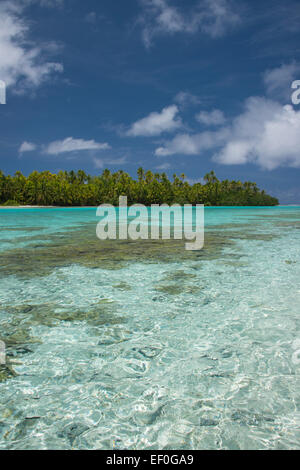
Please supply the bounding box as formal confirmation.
[0,0,300,203]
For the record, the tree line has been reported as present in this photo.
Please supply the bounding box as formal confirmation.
[0,168,279,206]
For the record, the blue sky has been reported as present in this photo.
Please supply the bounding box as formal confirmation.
[0,0,300,203]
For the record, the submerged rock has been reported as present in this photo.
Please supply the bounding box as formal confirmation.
[1,299,123,330]
[154,281,200,296]
[163,270,197,282]
[12,417,40,440]
[112,282,132,291]
[199,418,219,427]
[58,423,90,445]
[0,222,246,279]
[136,346,161,359]
[231,410,275,426]
[0,364,17,383]
[134,405,165,426]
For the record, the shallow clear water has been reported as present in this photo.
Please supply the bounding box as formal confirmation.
[0,206,299,450]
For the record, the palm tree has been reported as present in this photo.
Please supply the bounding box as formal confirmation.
[137,167,145,183]
[77,170,87,185]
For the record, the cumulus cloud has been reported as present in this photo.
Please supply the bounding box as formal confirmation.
[0,1,63,91]
[155,96,300,170]
[155,127,229,156]
[264,62,300,100]
[214,98,300,169]
[19,141,37,153]
[44,137,111,155]
[196,109,226,126]
[139,0,241,47]
[127,105,181,137]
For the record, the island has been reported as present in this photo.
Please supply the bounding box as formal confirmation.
[0,168,279,207]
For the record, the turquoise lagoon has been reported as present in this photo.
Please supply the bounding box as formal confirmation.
[0,206,299,450]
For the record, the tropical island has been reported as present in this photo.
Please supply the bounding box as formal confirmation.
[0,168,278,206]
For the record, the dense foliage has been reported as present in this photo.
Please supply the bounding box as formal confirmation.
[0,169,278,206]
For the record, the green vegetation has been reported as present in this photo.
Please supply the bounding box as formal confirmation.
[0,168,278,206]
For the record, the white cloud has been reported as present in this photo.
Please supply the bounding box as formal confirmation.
[45,137,111,155]
[200,0,241,38]
[264,62,300,100]
[155,128,229,156]
[215,140,251,164]
[174,91,201,107]
[19,141,37,153]
[139,0,241,47]
[127,105,181,137]
[215,99,300,169]
[93,158,105,170]
[0,1,63,91]
[155,96,300,170]
[155,162,171,170]
[93,156,127,169]
[140,0,185,47]
[196,109,226,126]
